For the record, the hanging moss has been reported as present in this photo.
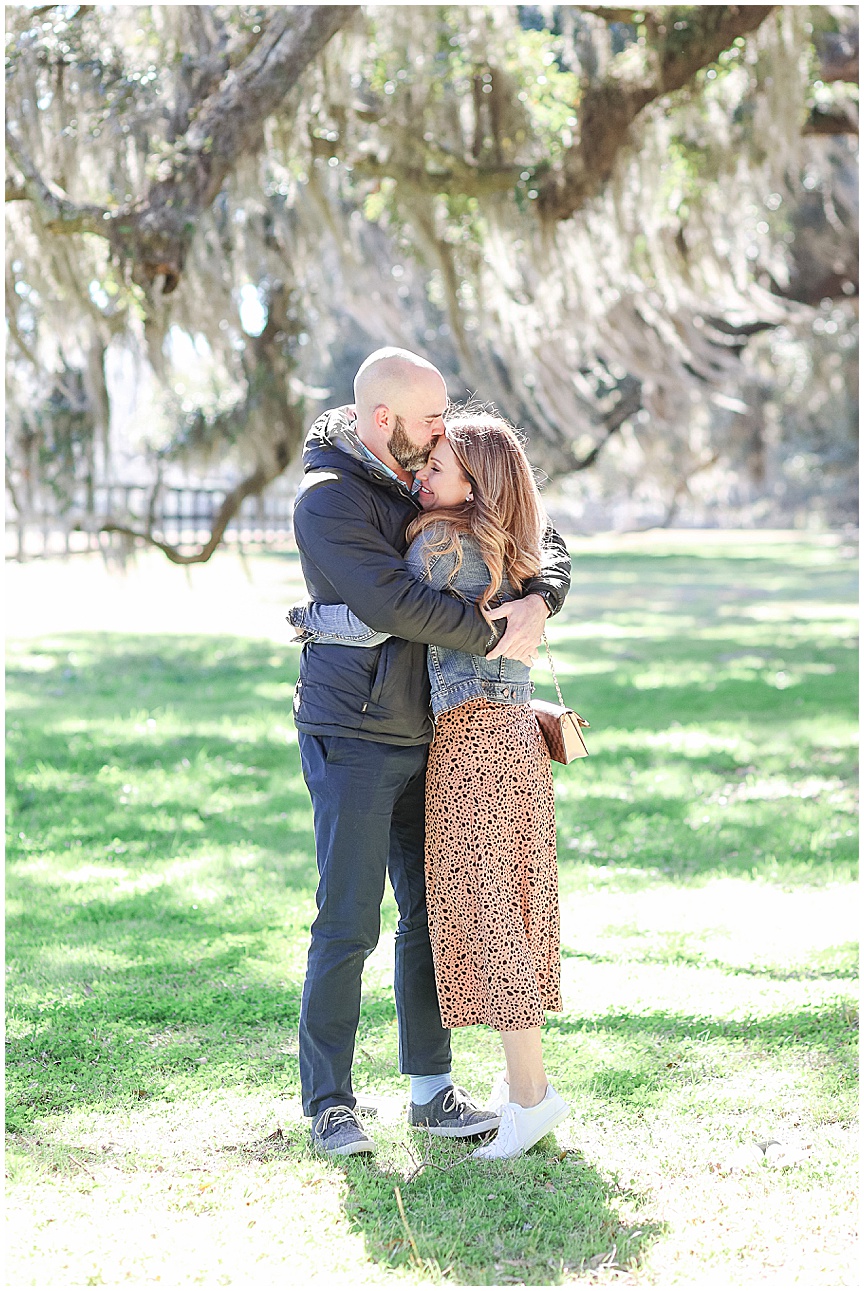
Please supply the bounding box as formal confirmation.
[5,3,857,541]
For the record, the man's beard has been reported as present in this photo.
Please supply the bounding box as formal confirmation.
[388,414,430,473]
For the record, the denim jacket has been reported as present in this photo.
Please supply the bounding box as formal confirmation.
[294,524,533,717]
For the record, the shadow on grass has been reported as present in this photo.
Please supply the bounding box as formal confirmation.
[334,1139,663,1286]
[543,1005,859,1108]
[6,973,309,1137]
[8,630,856,733]
[547,1005,858,1046]
[10,982,855,1136]
[560,946,859,981]
[6,558,858,1144]
[8,1118,663,1286]
[7,631,857,892]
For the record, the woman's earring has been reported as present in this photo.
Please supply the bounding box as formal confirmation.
[466,492,474,502]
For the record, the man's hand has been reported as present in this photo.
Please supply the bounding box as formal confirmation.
[486,593,549,664]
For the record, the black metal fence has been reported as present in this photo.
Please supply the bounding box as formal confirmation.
[6,485,296,560]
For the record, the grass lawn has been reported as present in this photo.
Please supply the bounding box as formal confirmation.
[5,532,858,1287]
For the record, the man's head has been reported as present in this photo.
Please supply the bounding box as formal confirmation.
[353,348,448,473]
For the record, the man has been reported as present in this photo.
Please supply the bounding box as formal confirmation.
[291,347,571,1155]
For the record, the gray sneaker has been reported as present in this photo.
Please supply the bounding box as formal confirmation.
[311,1104,376,1156]
[408,1085,501,1138]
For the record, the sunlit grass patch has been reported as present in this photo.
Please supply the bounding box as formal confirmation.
[5,536,858,1285]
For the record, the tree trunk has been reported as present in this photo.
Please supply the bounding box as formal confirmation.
[539,6,776,222]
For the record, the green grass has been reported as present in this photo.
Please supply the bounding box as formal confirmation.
[5,534,859,1285]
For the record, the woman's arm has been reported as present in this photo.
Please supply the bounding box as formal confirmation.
[287,599,390,647]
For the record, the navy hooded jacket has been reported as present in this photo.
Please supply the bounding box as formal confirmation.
[291,407,571,745]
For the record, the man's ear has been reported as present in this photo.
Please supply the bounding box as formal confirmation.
[372,403,390,432]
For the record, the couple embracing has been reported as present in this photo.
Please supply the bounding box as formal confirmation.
[289,347,571,1161]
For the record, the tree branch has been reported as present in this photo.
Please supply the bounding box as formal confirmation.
[351,153,522,198]
[539,5,776,222]
[120,4,358,290]
[578,6,644,23]
[5,298,41,367]
[179,6,358,204]
[804,100,859,135]
[100,464,278,565]
[660,451,721,528]
[6,7,357,291]
[28,4,93,16]
[566,375,642,472]
[5,126,109,233]
[815,27,858,84]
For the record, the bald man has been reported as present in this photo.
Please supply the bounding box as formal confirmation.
[353,348,443,473]
[290,348,571,1155]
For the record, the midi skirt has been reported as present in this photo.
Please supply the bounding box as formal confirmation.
[424,697,562,1031]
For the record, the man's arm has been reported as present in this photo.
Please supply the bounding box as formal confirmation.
[487,522,571,662]
[293,477,497,656]
[526,523,571,616]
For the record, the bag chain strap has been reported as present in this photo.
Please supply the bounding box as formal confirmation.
[541,632,567,708]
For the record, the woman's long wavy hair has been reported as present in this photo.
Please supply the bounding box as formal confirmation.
[406,411,547,612]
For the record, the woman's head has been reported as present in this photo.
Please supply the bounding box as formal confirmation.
[409,411,546,605]
[414,436,474,510]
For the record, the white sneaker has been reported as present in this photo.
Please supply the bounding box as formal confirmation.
[488,1072,509,1113]
[471,1085,569,1161]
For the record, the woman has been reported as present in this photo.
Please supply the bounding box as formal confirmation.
[290,413,568,1160]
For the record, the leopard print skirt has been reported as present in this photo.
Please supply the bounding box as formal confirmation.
[425,697,562,1031]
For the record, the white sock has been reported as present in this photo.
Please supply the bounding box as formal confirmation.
[409,1072,453,1104]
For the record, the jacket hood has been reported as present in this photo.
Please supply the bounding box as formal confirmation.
[302,406,404,488]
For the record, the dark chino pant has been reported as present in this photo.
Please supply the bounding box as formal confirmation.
[297,731,452,1119]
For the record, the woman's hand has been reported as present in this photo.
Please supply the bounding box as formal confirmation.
[486,594,548,665]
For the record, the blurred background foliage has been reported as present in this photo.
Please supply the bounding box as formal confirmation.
[5,4,859,552]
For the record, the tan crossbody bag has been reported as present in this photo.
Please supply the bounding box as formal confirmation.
[530,635,590,763]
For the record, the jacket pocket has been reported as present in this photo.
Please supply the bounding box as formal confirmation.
[494,654,531,685]
[368,641,390,709]
[298,642,380,718]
